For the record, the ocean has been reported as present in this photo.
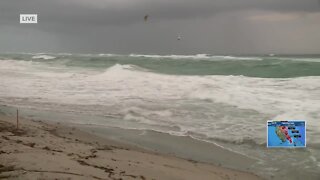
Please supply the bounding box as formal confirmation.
[0,53,320,179]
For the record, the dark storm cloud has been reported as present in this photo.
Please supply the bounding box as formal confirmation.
[0,0,320,54]
[1,0,319,27]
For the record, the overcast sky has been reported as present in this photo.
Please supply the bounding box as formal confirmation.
[0,0,320,54]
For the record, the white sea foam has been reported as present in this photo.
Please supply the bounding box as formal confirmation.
[0,59,35,71]
[129,53,210,59]
[129,54,263,61]
[220,56,263,60]
[98,53,120,57]
[0,61,319,145]
[32,55,56,60]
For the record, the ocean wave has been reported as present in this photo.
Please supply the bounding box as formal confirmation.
[32,55,56,60]
[129,53,211,59]
[0,59,36,70]
[98,53,120,57]
[276,57,320,63]
[56,53,73,56]
[220,56,263,61]
[1,61,320,149]
[129,54,263,61]
[103,63,151,73]
[207,136,267,147]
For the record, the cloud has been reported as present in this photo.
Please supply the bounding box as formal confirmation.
[1,0,319,27]
[0,0,320,54]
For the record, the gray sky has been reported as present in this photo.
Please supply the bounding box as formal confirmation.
[0,0,320,54]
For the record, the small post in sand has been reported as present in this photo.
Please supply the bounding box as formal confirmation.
[16,109,19,129]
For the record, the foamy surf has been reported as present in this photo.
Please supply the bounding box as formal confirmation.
[32,55,56,60]
[129,53,263,61]
[129,53,211,59]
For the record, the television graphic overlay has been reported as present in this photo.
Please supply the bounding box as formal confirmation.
[267,120,306,148]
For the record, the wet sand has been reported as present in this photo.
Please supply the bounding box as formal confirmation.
[0,115,263,180]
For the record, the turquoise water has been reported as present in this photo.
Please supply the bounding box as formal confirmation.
[1,53,320,78]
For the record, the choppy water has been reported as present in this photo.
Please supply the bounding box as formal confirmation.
[0,53,319,179]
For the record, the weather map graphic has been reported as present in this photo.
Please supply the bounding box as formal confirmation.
[267,121,306,148]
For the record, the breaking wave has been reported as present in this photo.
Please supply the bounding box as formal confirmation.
[32,55,56,60]
[129,53,263,61]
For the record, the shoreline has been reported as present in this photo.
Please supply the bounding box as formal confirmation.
[0,114,264,180]
[74,124,258,171]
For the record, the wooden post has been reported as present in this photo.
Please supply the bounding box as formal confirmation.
[16,109,19,129]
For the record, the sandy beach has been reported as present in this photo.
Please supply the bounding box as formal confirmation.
[0,115,263,180]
